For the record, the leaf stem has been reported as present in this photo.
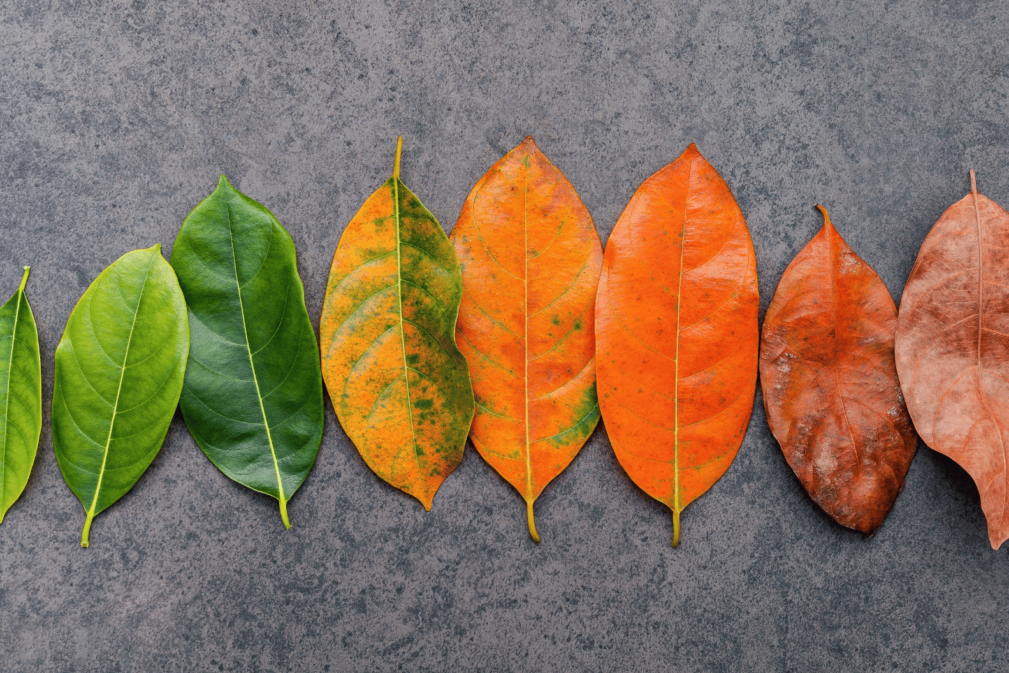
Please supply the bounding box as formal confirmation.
[279,498,291,529]
[393,136,403,179]
[81,511,94,548]
[19,266,30,292]
[815,204,831,229]
[672,508,680,548]
[526,499,540,543]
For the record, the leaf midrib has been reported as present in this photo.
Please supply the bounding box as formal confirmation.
[523,167,532,504]
[393,177,424,484]
[0,280,24,508]
[225,199,288,522]
[970,184,1008,517]
[672,162,693,519]
[825,220,862,477]
[87,254,155,522]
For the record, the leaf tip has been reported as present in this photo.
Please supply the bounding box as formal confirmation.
[515,136,544,164]
[679,143,703,165]
[217,174,233,192]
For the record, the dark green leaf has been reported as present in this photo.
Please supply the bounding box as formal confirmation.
[53,246,189,547]
[0,267,41,524]
[170,176,324,528]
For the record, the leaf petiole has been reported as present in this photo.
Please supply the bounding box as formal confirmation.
[81,510,94,548]
[393,135,403,179]
[279,497,290,529]
[526,499,540,543]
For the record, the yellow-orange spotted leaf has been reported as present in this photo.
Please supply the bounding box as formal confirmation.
[450,137,603,541]
[320,139,474,510]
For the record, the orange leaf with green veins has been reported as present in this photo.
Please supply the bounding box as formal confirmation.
[595,143,759,548]
[450,137,603,542]
[320,138,474,510]
[760,206,917,535]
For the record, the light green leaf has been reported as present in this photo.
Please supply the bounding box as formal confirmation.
[0,267,41,524]
[170,176,324,528]
[53,245,189,547]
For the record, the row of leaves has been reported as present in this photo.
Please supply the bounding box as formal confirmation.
[0,176,325,547]
[0,137,1004,550]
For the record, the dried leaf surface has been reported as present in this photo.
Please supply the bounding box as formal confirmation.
[320,139,474,510]
[595,143,759,547]
[761,206,917,534]
[450,137,602,541]
[895,172,1009,549]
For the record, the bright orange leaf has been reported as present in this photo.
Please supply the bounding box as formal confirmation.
[595,143,759,547]
[450,137,603,542]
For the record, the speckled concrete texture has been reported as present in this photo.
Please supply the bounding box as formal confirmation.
[1,1,1008,671]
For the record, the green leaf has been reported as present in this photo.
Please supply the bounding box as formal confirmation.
[319,138,474,510]
[53,246,189,547]
[170,176,324,528]
[0,267,41,525]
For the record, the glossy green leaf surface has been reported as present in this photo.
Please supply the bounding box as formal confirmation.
[0,268,41,525]
[53,246,189,547]
[171,176,324,528]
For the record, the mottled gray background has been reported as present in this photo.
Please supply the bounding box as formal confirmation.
[1,1,1007,671]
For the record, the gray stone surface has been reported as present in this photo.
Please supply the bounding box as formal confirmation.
[1,0,1008,670]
